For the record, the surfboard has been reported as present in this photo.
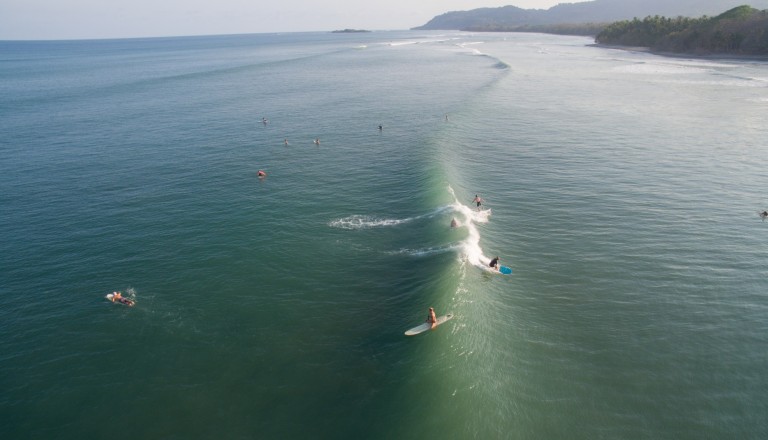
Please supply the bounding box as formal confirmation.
[499,266,512,275]
[405,313,453,336]
[106,293,135,307]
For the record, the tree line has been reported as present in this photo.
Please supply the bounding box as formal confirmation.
[595,5,768,55]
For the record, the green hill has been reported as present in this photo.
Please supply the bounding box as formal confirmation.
[413,0,768,33]
[595,5,768,55]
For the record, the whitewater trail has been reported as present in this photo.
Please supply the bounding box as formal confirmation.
[447,185,494,271]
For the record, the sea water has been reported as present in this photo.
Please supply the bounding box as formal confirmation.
[1,31,767,439]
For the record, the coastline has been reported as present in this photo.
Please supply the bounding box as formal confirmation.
[590,43,768,62]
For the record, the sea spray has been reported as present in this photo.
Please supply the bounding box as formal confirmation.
[448,185,493,269]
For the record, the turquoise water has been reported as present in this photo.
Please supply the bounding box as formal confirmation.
[2,31,768,439]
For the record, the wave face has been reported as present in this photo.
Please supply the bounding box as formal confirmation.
[3,31,768,439]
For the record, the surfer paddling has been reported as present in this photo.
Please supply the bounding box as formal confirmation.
[760,211,768,221]
[426,307,438,330]
[109,291,134,306]
[472,194,484,211]
[257,170,267,178]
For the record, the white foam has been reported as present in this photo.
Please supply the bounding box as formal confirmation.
[447,186,493,270]
[387,244,462,257]
[612,62,707,75]
[329,215,410,229]
[329,206,451,230]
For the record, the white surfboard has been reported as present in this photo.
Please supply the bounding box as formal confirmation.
[405,314,453,336]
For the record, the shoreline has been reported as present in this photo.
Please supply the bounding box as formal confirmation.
[589,43,768,62]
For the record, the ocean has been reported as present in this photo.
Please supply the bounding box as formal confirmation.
[1,31,767,439]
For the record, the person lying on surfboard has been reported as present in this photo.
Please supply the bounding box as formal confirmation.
[489,256,500,272]
[111,291,123,302]
[427,307,437,330]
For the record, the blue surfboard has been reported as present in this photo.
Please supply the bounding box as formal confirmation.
[499,266,512,275]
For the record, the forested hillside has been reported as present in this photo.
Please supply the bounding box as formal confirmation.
[595,5,768,55]
[413,0,768,31]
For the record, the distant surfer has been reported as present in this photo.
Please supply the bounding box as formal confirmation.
[257,170,267,178]
[314,138,320,145]
[760,211,768,221]
[378,125,383,131]
[262,117,268,125]
[111,291,123,303]
[284,139,289,146]
[450,218,459,228]
[489,256,500,272]
[472,194,484,211]
[426,307,437,330]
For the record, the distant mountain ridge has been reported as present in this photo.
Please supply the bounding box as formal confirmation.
[413,0,768,30]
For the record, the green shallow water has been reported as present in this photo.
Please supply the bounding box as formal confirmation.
[1,32,767,439]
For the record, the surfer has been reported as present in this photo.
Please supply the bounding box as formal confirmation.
[760,211,768,221]
[489,256,500,271]
[284,139,289,146]
[257,170,267,178]
[426,307,437,330]
[450,218,459,228]
[472,194,484,210]
[111,291,122,302]
[378,125,383,131]
[314,138,320,145]
[262,117,268,125]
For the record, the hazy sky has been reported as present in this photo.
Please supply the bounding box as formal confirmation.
[0,0,578,40]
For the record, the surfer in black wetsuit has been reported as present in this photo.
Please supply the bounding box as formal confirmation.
[760,211,768,221]
[426,307,437,330]
[489,256,500,271]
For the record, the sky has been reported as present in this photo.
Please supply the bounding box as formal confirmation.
[0,0,577,40]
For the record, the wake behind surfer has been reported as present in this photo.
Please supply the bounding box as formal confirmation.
[426,307,437,330]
